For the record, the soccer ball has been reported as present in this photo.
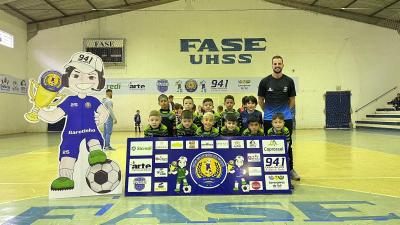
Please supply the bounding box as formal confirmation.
[86,159,121,193]
[242,184,250,192]
[183,185,192,194]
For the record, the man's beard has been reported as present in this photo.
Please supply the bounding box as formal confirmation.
[273,67,282,73]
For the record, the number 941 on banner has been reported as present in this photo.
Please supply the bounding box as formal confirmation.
[263,157,287,172]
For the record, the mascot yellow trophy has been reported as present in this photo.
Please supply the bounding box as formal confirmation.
[24,70,65,123]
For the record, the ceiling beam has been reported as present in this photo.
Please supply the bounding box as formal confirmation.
[263,0,400,30]
[3,3,36,22]
[369,0,400,16]
[27,0,179,40]
[343,0,358,8]
[42,0,67,16]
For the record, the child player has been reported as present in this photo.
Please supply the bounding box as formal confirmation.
[144,110,168,137]
[176,110,198,136]
[242,116,264,136]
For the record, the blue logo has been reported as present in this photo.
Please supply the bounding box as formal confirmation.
[156,79,169,93]
[134,177,146,191]
[40,70,63,92]
[185,79,198,92]
[190,151,227,189]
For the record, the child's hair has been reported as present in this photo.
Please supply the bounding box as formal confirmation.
[136,110,140,113]
[224,95,235,102]
[182,110,193,120]
[202,112,215,121]
[241,96,248,106]
[272,112,285,121]
[183,96,193,103]
[63,66,105,91]
[168,95,174,99]
[217,105,223,111]
[248,116,260,124]
[158,94,168,102]
[149,110,161,118]
[245,96,258,105]
[203,98,213,104]
[174,103,183,110]
[192,104,196,111]
[225,113,237,123]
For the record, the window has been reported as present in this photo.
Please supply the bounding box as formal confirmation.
[0,30,14,48]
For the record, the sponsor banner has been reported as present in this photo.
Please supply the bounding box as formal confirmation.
[263,157,287,172]
[126,136,290,196]
[262,139,286,154]
[104,78,265,94]
[0,74,28,95]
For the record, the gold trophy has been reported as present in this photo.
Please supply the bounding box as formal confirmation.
[24,70,65,123]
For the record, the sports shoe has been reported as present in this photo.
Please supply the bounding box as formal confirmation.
[108,146,116,151]
[88,150,107,165]
[51,177,74,190]
[290,169,301,181]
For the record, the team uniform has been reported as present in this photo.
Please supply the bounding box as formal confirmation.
[220,127,241,136]
[144,124,168,137]
[195,126,219,137]
[267,127,291,143]
[220,110,241,129]
[58,95,103,161]
[242,128,264,136]
[160,108,176,136]
[176,123,198,137]
[240,110,263,130]
[134,113,141,132]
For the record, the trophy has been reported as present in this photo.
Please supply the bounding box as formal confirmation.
[24,70,65,123]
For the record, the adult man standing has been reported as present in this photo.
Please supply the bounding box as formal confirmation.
[258,55,300,181]
[103,89,117,150]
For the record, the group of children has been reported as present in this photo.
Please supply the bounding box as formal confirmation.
[142,94,290,142]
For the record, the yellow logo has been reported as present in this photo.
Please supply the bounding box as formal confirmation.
[44,73,62,88]
[268,140,277,146]
[195,157,222,178]
[85,102,92,109]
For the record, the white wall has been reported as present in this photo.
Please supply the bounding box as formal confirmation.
[0,10,27,134]
[26,0,400,131]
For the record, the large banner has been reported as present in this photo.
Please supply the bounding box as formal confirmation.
[125,136,292,196]
[105,78,260,94]
[0,74,28,95]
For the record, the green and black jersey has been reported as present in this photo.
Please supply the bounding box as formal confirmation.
[242,128,265,136]
[194,111,221,129]
[195,126,220,137]
[144,124,168,137]
[267,127,290,142]
[160,108,176,136]
[176,123,198,137]
[220,126,241,136]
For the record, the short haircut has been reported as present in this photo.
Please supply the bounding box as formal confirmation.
[149,110,161,118]
[242,96,248,105]
[174,103,183,110]
[217,105,223,111]
[245,96,258,105]
[272,55,283,63]
[62,66,105,91]
[248,116,260,124]
[225,113,237,122]
[168,95,174,99]
[272,112,285,121]
[158,94,168,102]
[203,98,213,104]
[182,110,193,120]
[202,112,214,121]
[183,96,193,103]
[224,95,234,102]
[106,89,112,93]
[192,104,196,111]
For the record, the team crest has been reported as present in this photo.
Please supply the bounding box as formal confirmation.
[156,79,169,93]
[85,102,91,109]
[190,152,227,189]
[185,79,198,92]
[41,70,63,92]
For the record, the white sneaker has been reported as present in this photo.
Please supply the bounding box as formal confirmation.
[290,170,301,181]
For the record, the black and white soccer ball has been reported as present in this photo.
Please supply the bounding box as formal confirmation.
[183,185,192,194]
[86,159,121,193]
[242,184,250,192]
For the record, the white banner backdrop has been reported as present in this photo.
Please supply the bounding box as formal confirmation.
[0,74,28,95]
[105,78,262,95]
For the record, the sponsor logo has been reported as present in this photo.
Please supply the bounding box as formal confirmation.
[171,141,184,149]
[129,158,152,174]
[128,176,151,192]
[283,86,288,92]
[185,79,198,92]
[201,140,214,149]
[154,182,168,192]
[0,76,10,92]
[248,167,262,176]
[70,103,79,107]
[247,153,261,162]
[263,157,287,172]
[246,140,260,148]
[210,79,229,92]
[155,154,168,163]
[186,140,198,149]
[250,181,263,191]
[268,87,273,92]
[262,140,285,154]
[190,152,227,189]
[155,141,168,150]
[265,174,289,190]
[232,140,244,149]
[20,80,27,93]
[238,79,251,90]
[106,83,121,90]
[216,140,229,149]
[130,141,153,156]
[154,168,168,177]
[156,79,169,93]
[129,82,146,91]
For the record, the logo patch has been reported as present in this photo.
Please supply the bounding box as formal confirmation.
[246,140,260,148]
[128,176,151,192]
[154,182,168,192]
[249,181,263,191]
[155,154,168,163]
[129,158,152,174]
[232,140,244,149]
[171,141,184,149]
[265,174,289,190]
[155,141,168,150]
[190,152,227,189]
[201,140,214,149]
[154,168,168,177]
[185,79,198,92]
[262,139,285,154]
[130,141,153,156]
[156,79,169,93]
[216,140,229,149]
[186,140,198,149]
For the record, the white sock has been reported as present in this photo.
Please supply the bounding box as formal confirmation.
[59,168,74,180]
